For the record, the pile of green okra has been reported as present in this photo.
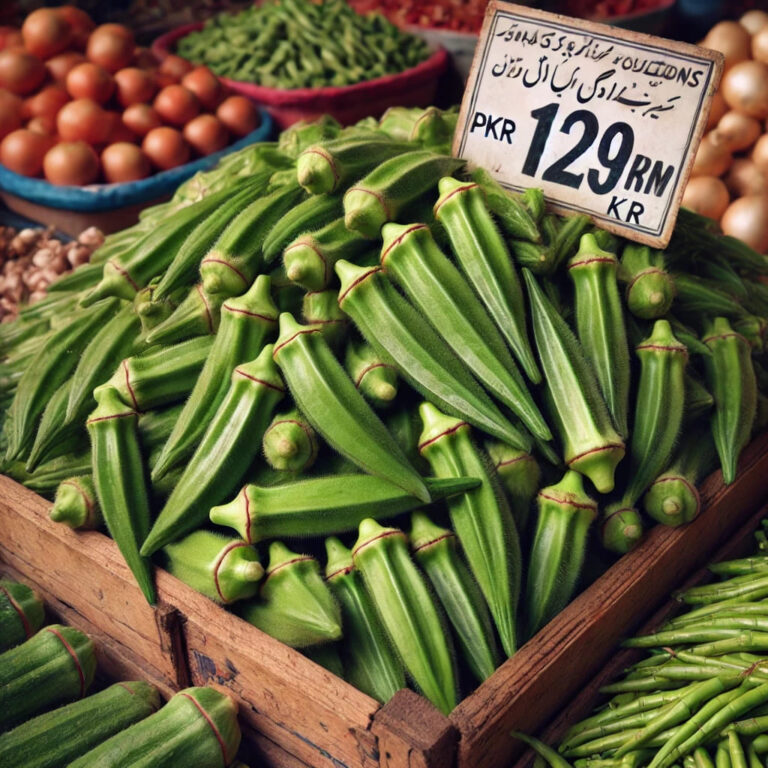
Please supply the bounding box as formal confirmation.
[517,519,768,768]
[0,105,767,714]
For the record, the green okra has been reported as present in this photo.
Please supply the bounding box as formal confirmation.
[68,686,241,768]
[673,274,746,320]
[524,269,625,493]
[154,172,270,299]
[703,318,758,485]
[283,217,372,291]
[141,344,285,555]
[0,579,44,653]
[46,261,103,293]
[50,475,101,530]
[142,284,224,347]
[278,115,341,157]
[162,530,263,604]
[378,106,422,141]
[8,450,92,494]
[0,316,49,358]
[344,150,464,238]
[210,474,480,543]
[419,401,521,656]
[83,186,236,303]
[262,192,343,262]
[297,136,413,195]
[551,214,593,271]
[151,275,278,482]
[87,385,155,603]
[272,313,429,502]
[380,222,551,442]
[345,339,399,408]
[262,406,318,472]
[601,503,644,554]
[324,537,405,703]
[620,245,675,320]
[485,440,541,533]
[385,406,430,475]
[106,335,214,412]
[200,184,305,297]
[512,731,574,768]
[0,625,96,729]
[685,373,715,423]
[302,288,349,349]
[568,233,630,437]
[435,177,540,383]
[353,518,457,715]
[136,403,184,456]
[526,471,598,636]
[66,302,141,423]
[132,280,188,335]
[17,290,78,323]
[410,512,500,683]
[623,320,688,506]
[734,315,768,355]
[470,167,540,243]
[5,298,119,463]
[239,542,341,648]
[409,107,457,153]
[336,261,531,450]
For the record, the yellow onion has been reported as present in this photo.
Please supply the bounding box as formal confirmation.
[691,133,733,178]
[723,61,768,119]
[712,110,762,151]
[706,89,728,131]
[682,176,730,220]
[721,195,768,253]
[752,26,768,64]
[742,9,768,36]
[725,158,768,197]
[751,134,768,173]
[703,21,752,71]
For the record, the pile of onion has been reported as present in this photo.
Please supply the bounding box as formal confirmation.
[684,11,768,252]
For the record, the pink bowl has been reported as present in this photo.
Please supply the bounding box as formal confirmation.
[152,23,448,129]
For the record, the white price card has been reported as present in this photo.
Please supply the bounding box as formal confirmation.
[453,2,724,247]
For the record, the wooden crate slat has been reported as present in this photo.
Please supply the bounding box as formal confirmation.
[450,431,768,768]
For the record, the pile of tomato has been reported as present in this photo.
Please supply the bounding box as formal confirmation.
[0,6,260,186]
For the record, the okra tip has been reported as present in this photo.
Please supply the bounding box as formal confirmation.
[296,148,335,195]
[409,511,451,553]
[601,504,644,554]
[343,187,387,238]
[353,518,402,559]
[417,400,466,453]
[324,536,353,578]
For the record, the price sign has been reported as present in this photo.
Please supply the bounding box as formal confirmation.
[453,2,724,247]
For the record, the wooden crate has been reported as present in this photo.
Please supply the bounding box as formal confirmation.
[2,431,768,768]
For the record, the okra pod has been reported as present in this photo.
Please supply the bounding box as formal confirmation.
[485,441,541,533]
[142,283,224,346]
[262,406,318,472]
[345,339,399,408]
[50,475,101,530]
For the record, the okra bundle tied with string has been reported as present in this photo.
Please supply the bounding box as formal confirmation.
[514,519,768,768]
[2,110,768,715]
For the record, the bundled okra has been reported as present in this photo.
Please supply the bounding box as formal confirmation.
[2,107,768,715]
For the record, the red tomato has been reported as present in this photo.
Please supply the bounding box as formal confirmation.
[46,50,85,83]
[133,46,157,70]
[22,8,72,60]
[56,98,109,144]
[114,67,155,107]
[0,128,54,176]
[0,88,24,140]
[216,95,259,137]
[142,126,190,170]
[27,115,56,136]
[86,24,134,73]
[55,6,95,51]
[0,27,23,52]
[181,66,224,111]
[183,114,229,156]
[66,61,114,104]
[22,84,69,120]
[159,54,192,80]
[122,103,161,137]
[101,142,150,182]
[43,140,100,185]
[104,110,136,144]
[153,84,199,126]
[0,49,46,95]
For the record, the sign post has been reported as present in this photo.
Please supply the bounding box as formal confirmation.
[453,2,724,247]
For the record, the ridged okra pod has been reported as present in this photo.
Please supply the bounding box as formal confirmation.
[325,537,405,703]
[46,260,102,293]
[302,288,349,349]
[5,297,119,462]
[620,245,675,319]
[239,542,341,648]
[141,345,285,555]
[734,315,768,355]
[470,167,540,243]
[336,260,531,450]
[0,579,44,652]
[525,471,597,635]
[435,176,540,383]
[162,530,263,604]
[673,274,746,319]
[624,320,688,506]
[0,680,160,768]
[66,302,141,423]
[262,406,318,472]
[380,222,551,442]
[151,275,278,481]
[68,686,241,768]
[419,402,521,656]
[343,150,463,237]
[0,625,96,729]
[601,503,645,554]
[485,441,541,533]
[568,233,630,437]
[643,427,716,527]
[106,335,214,412]
[50,475,101,530]
[411,512,500,683]
[210,475,480,543]
[272,313,429,502]
[703,317,758,485]
[132,280,187,334]
[142,284,224,346]
[87,386,155,603]
[136,403,184,455]
[685,372,715,423]
[524,269,625,493]
[10,450,92,494]
[297,135,412,194]
[353,518,457,714]
[283,217,372,291]
[200,185,304,297]
[345,339,399,408]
